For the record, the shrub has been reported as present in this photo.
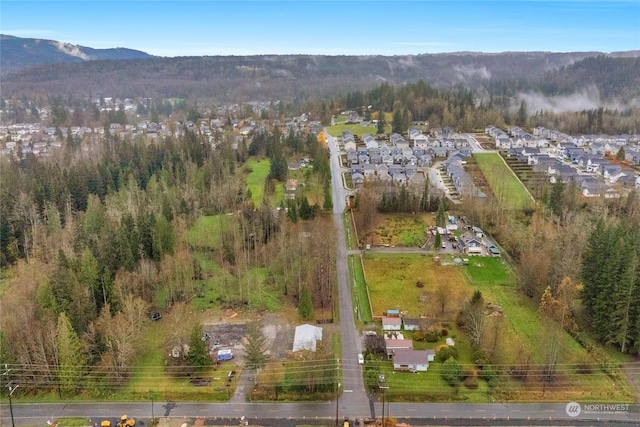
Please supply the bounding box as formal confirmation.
[576,363,593,375]
[442,357,464,386]
[441,329,448,337]
[425,332,439,342]
[473,350,490,369]
[436,346,458,362]
[464,374,479,389]
[480,365,497,387]
[413,330,426,341]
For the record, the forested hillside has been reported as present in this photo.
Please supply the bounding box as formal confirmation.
[3,51,639,104]
[0,34,153,73]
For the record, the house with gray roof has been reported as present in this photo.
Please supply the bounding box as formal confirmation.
[625,148,640,165]
[351,172,364,187]
[392,349,430,372]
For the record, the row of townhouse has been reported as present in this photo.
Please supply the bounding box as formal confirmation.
[351,164,427,187]
[534,126,640,147]
[344,129,474,186]
[514,150,640,196]
[346,131,472,165]
[442,152,486,198]
[489,125,640,157]
[485,125,549,149]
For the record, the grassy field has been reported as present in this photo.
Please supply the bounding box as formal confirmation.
[186,214,233,249]
[372,213,433,247]
[364,253,469,318]
[350,255,373,322]
[244,157,271,206]
[473,153,535,210]
[362,252,635,402]
[327,123,378,138]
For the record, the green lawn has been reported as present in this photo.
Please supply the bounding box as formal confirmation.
[473,153,535,210]
[369,358,493,403]
[364,253,467,318]
[350,255,373,322]
[54,418,92,427]
[245,157,271,206]
[327,123,379,138]
[344,212,358,250]
[464,257,515,285]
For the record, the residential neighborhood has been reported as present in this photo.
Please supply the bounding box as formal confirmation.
[337,120,640,201]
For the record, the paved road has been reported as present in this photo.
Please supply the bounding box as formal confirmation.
[2,401,638,425]
[326,130,372,417]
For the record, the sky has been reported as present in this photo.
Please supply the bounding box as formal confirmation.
[1,1,639,57]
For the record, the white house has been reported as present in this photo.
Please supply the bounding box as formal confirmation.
[385,338,413,358]
[392,349,430,372]
[402,318,422,331]
[382,316,402,331]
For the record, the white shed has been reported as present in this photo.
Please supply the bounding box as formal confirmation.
[293,324,323,352]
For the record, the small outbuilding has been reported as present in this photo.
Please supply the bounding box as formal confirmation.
[293,324,323,352]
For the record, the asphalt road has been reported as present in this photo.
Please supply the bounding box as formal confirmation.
[1,132,638,426]
[327,130,371,415]
[3,401,638,425]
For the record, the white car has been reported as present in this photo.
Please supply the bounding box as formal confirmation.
[358,353,364,365]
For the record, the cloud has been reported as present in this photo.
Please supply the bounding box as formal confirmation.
[453,65,491,80]
[517,85,633,113]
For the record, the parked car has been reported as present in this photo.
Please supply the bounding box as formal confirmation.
[358,353,364,365]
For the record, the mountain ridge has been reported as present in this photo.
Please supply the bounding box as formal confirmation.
[2,34,639,106]
[0,34,154,71]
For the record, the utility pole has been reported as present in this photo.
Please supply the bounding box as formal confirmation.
[334,359,341,427]
[378,374,388,427]
[3,364,18,427]
[334,382,341,426]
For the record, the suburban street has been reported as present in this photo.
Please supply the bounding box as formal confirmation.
[326,130,372,417]
[1,131,638,426]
